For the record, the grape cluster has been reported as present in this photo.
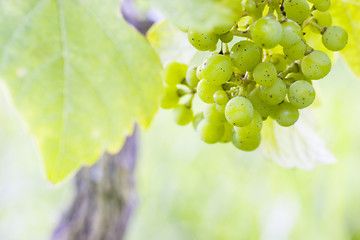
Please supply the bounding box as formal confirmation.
[160,0,348,151]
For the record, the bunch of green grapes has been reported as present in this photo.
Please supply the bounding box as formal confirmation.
[160,0,348,151]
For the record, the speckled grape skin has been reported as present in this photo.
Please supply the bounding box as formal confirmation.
[264,54,289,72]
[259,78,287,105]
[173,106,193,126]
[248,88,277,120]
[213,90,229,105]
[225,97,254,127]
[322,26,348,51]
[253,62,277,87]
[283,0,310,24]
[186,65,200,88]
[288,80,315,108]
[280,20,303,47]
[234,111,262,137]
[197,119,225,144]
[197,79,223,104]
[312,10,332,27]
[231,132,261,151]
[301,50,331,80]
[314,0,330,11]
[187,31,219,51]
[274,102,299,127]
[204,104,226,124]
[201,54,233,85]
[251,17,283,49]
[283,40,306,60]
[230,40,262,72]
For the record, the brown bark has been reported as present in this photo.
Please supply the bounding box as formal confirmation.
[51,129,138,240]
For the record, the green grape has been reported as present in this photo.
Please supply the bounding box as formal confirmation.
[220,31,234,43]
[197,79,223,103]
[258,78,287,105]
[280,20,303,47]
[204,104,226,124]
[225,96,254,127]
[201,54,234,85]
[312,10,332,27]
[253,62,277,87]
[244,0,265,18]
[285,72,310,82]
[234,111,262,137]
[220,121,234,143]
[193,112,204,130]
[264,54,289,72]
[216,104,226,114]
[196,65,204,79]
[231,132,261,151]
[283,0,310,24]
[322,26,348,51]
[288,80,315,108]
[163,62,188,86]
[173,106,193,126]
[274,102,299,127]
[301,50,331,79]
[160,86,179,109]
[214,22,235,35]
[251,17,283,49]
[248,88,277,120]
[283,40,306,60]
[187,30,219,51]
[186,65,200,88]
[197,120,225,144]
[230,40,262,72]
[314,0,330,11]
[214,90,229,105]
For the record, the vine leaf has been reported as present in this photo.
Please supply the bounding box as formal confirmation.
[0,0,162,183]
[261,111,336,169]
[331,0,360,77]
[148,0,243,33]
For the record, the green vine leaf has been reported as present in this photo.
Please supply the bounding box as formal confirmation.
[0,0,162,183]
[331,0,360,77]
[148,0,243,33]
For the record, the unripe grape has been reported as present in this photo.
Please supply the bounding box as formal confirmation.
[301,50,331,79]
[251,17,283,49]
[204,104,226,124]
[288,80,315,108]
[160,86,179,109]
[248,88,277,120]
[214,22,234,35]
[231,132,261,151]
[274,102,299,127]
[201,54,234,85]
[314,0,331,11]
[312,10,332,27]
[283,40,306,60]
[187,30,219,51]
[186,65,200,88]
[244,0,265,18]
[230,40,262,72]
[322,26,348,51]
[214,90,229,105]
[283,0,310,24]
[234,111,262,137]
[163,62,187,86]
[219,32,234,43]
[225,96,254,127]
[173,106,193,126]
[280,20,303,47]
[259,78,287,105]
[193,112,204,130]
[197,120,225,144]
[220,122,234,143]
[197,79,223,103]
[264,54,289,72]
[253,62,277,87]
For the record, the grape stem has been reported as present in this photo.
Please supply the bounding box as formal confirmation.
[278,62,300,79]
[231,29,252,39]
[302,18,326,34]
[184,93,195,108]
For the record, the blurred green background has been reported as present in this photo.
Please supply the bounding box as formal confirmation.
[0,57,359,240]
